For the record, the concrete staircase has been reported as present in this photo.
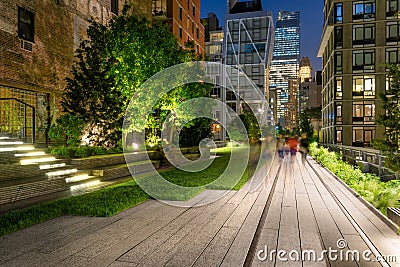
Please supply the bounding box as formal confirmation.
[0,137,99,205]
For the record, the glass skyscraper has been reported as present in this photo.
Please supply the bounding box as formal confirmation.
[224,0,274,116]
[269,11,300,127]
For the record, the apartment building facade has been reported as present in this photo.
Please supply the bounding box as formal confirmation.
[152,0,205,54]
[319,0,400,147]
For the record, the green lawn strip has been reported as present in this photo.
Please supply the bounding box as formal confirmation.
[0,147,258,237]
[309,143,400,215]
[0,181,149,237]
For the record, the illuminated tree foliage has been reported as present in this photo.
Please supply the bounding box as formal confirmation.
[63,5,209,147]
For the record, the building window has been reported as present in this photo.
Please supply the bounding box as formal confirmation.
[192,21,194,34]
[111,0,118,15]
[179,27,182,39]
[353,76,375,97]
[387,0,399,17]
[352,50,375,72]
[335,3,343,23]
[353,24,375,46]
[352,102,375,122]
[335,27,343,48]
[192,4,195,17]
[196,27,199,38]
[336,77,343,99]
[335,52,342,73]
[352,127,375,147]
[179,6,182,20]
[387,22,400,43]
[336,104,342,123]
[18,6,34,42]
[353,1,376,20]
[386,48,400,63]
[336,128,343,143]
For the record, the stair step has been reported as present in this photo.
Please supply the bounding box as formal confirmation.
[0,179,67,205]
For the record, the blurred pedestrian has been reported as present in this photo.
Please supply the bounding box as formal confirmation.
[276,135,285,159]
[286,136,298,159]
[299,133,309,164]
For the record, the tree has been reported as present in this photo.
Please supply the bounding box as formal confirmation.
[48,114,85,147]
[299,112,314,140]
[239,112,261,142]
[373,63,400,172]
[62,5,208,147]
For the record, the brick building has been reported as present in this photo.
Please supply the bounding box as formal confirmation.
[152,0,205,54]
[0,0,151,145]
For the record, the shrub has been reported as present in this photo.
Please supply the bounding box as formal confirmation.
[309,143,400,215]
[48,114,85,147]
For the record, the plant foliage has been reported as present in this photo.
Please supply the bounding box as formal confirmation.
[62,5,209,147]
[373,63,400,173]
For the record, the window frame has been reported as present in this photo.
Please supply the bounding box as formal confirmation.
[18,6,34,43]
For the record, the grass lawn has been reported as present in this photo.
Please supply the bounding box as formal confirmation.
[0,146,260,237]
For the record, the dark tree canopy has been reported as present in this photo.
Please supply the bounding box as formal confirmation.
[373,64,400,172]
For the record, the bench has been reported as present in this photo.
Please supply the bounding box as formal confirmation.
[387,207,400,227]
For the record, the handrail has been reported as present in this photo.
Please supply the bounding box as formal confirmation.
[319,143,397,179]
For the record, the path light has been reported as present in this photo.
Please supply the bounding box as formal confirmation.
[15,152,45,157]
[20,157,56,165]
[65,174,90,183]
[40,163,66,170]
[132,143,139,150]
[0,146,34,152]
[70,180,100,194]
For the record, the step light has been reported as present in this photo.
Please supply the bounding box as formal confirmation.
[46,169,78,177]
[40,163,66,170]
[0,141,23,145]
[0,146,34,152]
[65,174,90,183]
[70,180,100,194]
[20,157,56,165]
[15,152,46,157]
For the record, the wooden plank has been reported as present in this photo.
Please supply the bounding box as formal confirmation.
[163,203,237,267]
[249,228,279,267]
[136,192,238,267]
[220,204,265,267]
[343,234,380,267]
[276,206,301,267]
[296,193,327,267]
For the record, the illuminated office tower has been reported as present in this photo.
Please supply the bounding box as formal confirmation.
[224,0,274,116]
[269,11,300,128]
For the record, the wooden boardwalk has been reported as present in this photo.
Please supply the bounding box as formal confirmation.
[0,155,399,267]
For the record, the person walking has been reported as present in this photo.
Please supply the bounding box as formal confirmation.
[286,136,298,162]
[276,135,286,160]
[299,133,310,164]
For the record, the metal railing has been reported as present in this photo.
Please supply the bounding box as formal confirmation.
[319,143,398,181]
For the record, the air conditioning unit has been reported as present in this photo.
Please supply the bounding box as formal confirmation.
[20,40,33,51]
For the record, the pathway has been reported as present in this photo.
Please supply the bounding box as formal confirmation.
[0,155,399,266]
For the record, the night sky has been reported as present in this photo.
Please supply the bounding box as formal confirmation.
[200,0,324,71]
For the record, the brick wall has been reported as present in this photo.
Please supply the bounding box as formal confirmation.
[0,0,151,143]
